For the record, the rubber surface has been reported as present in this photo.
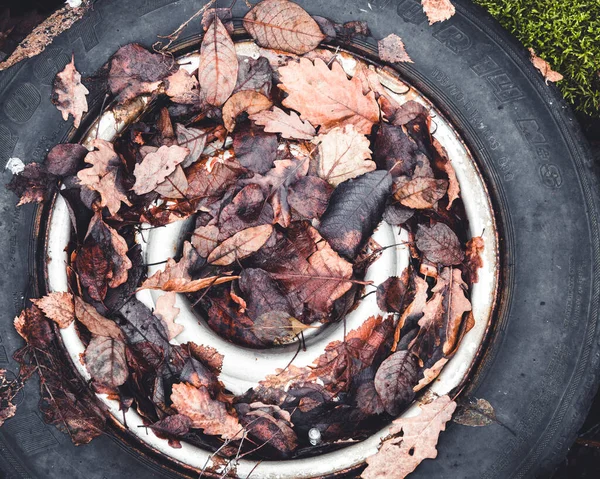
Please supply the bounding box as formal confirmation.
[0,0,598,478]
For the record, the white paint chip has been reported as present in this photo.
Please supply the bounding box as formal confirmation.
[5,157,25,174]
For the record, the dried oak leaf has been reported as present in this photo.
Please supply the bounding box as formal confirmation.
[141,241,237,292]
[77,139,131,216]
[374,350,419,416]
[464,236,485,284]
[176,124,207,168]
[32,292,74,329]
[279,58,380,135]
[233,123,279,174]
[415,223,464,266]
[421,0,456,25]
[154,292,183,341]
[165,68,199,104]
[234,55,273,96]
[46,143,88,177]
[108,43,175,104]
[132,145,190,195]
[84,336,128,388]
[318,170,392,259]
[378,34,413,63]
[376,272,409,314]
[52,55,89,128]
[223,90,273,132]
[243,0,325,55]
[7,163,55,206]
[529,48,563,84]
[250,106,316,140]
[198,17,238,106]
[288,176,333,220]
[171,383,241,439]
[86,212,132,289]
[394,176,448,209]
[315,125,375,186]
[74,297,124,341]
[363,394,457,479]
[208,224,274,266]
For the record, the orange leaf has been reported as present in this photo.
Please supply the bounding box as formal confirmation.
[528,48,563,84]
[421,0,456,25]
[222,91,272,131]
[32,292,74,329]
[378,34,413,63]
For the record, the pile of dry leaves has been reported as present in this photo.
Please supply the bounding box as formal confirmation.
[2,0,484,477]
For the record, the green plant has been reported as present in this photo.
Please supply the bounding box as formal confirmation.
[474,0,600,117]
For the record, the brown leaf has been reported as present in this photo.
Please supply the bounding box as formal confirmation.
[222,91,272,131]
[438,268,471,356]
[378,34,413,63]
[279,58,380,135]
[77,139,131,216]
[394,275,429,349]
[132,145,190,195]
[186,342,224,372]
[376,272,409,313]
[75,243,111,301]
[208,224,274,266]
[176,124,208,168]
[233,123,279,175]
[165,68,199,104]
[529,48,563,84]
[191,225,219,258]
[250,106,316,140]
[374,351,419,416]
[239,268,293,320]
[218,184,274,239]
[185,150,245,200]
[201,8,234,34]
[415,223,464,265]
[198,17,238,106]
[373,123,419,177]
[141,241,238,292]
[74,297,124,341]
[253,310,309,344]
[288,176,333,220]
[394,176,448,209]
[234,56,273,96]
[31,292,74,329]
[315,125,376,186]
[0,370,21,426]
[432,138,460,209]
[243,0,325,55]
[7,163,55,206]
[46,143,88,177]
[108,43,175,104]
[154,165,189,199]
[52,55,89,128]
[421,0,456,25]
[453,398,496,427]
[149,414,192,447]
[239,402,298,456]
[464,236,485,284]
[363,395,456,479]
[383,202,414,226]
[154,292,183,341]
[84,336,128,388]
[413,357,448,392]
[171,383,241,439]
[381,99,429,127]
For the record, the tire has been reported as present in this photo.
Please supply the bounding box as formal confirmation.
[0,0,598,478]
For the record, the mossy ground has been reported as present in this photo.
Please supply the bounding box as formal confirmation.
[474,0,600,118]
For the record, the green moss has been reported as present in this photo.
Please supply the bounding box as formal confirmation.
[473,0,600,117]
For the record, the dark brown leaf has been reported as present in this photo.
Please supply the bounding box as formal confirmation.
[238,402,298,457]
[373,123,419,177]
[233,123,279,175]
[453,398,496,427]
[75,243,111,301]
[239,268,293,320]
[394,176,448,209]
[234,55,273,96]
[218,184,274,239]
[7,162,55,206]
[380,99,428,127]
[185,151,245,201]
[253,310,308,344]
[149,414,192,447]
[288,176,333,220]
[464,236,485,284]
[84,336,128,388]
[376,272,409,313]
[415,223,464,265]
[198,17,238,106]
[383,202,414,225]
[46,143,88,177]
[243,0,325,55]
[374,350,418,416]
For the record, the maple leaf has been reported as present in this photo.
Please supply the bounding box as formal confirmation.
[108,43,176,104]
[415,223,464,266]
[52,55,89,128]
[464,236,485,284]
[222,90,273,131]
[318,170,392,259]
[378,34,413,63]
[529,48,563,84]
[141,241,238,292]
[77,139,131,216]
[374,350,419,416]
[279,58,380,135]
[421,0,456,25]
[132,145,190,195]
[84,336,128,388]
[198,17,238,106]
[208,224,274,266]
[74,297,124,341]
[363,394,457,479]
[171,382,241,439]
[164,68,199,104]
[154,292,184,340]
[250,106,316,140]
[393,176,448,209]
[243,0,325,55]
[31,292,74,329]
[176,124,207,168]
[315,125,375,186]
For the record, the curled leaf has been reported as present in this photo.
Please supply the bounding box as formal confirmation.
[222,91,273,131]
[529,48,563,84]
